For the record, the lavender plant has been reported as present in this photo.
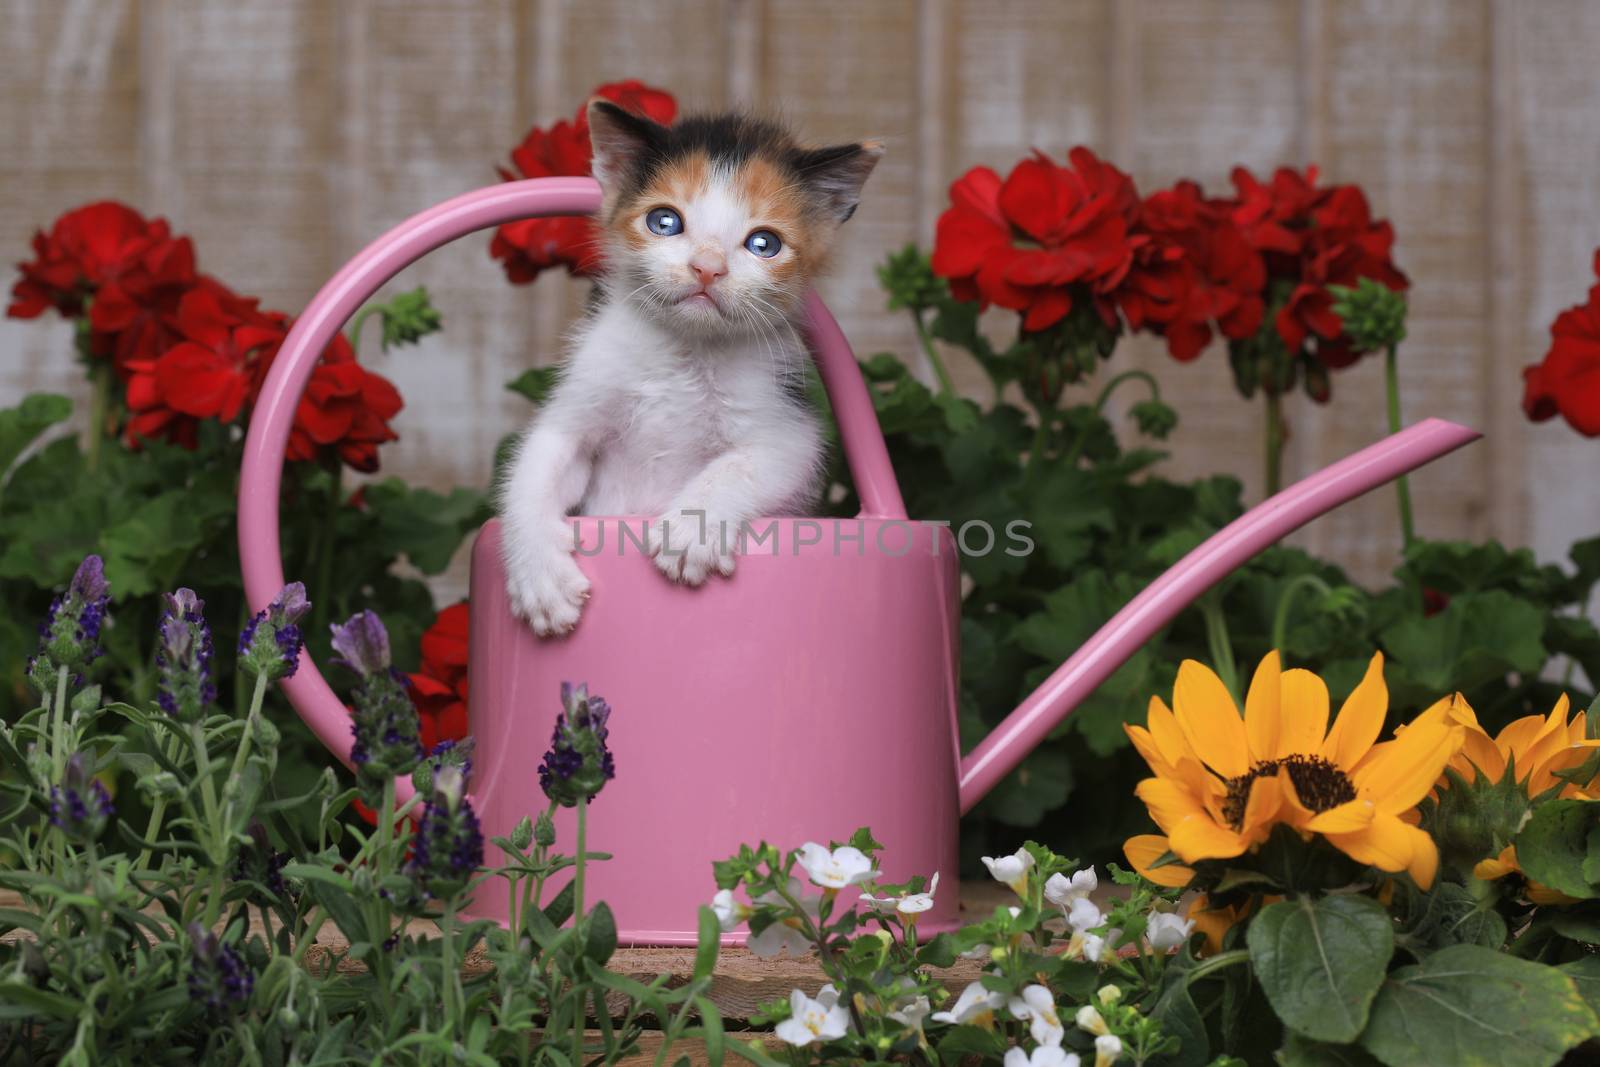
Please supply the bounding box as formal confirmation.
[0,558,722,1064]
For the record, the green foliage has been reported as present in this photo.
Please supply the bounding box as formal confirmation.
[1246,896,1392,1043]
[1516,798,1600,900]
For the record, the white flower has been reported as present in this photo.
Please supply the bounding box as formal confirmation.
[774,984,850,1047]
[1095,1033,1123,1067]
[1075,1004,1109,1036]
[860,872,939,918]
[981,848,1034,896]
[746,878,819,958]
[1146,910,1195,953]
[888,995,931,1032]
[710,888,750,932]
[798,842,878,889]
[1007,984,1065,1047]
[1069,929,1108,962]
[1043,867,1097,907]
[1096,984,1122,1006]
[1067,897,1103,933]
[931,981,1005,1026]
[1003,1047,1081,1067]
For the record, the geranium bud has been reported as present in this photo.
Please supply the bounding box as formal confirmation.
[538,682,615,807]
[28,555,111,693]
[239,582,310,681]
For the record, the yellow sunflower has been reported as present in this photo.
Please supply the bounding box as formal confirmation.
[1123,651,1464,890]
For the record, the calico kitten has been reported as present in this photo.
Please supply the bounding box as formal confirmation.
[498,100,883,635]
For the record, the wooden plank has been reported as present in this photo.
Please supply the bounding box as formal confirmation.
[1287,0,1493,582]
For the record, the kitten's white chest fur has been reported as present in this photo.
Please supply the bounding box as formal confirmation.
[574,300,815,517]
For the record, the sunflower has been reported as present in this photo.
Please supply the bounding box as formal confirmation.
[1123,651,1463,890]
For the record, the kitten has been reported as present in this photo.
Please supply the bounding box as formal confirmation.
[498,101,883,635]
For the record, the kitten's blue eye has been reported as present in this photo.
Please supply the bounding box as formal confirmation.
[744,230,782,258]
[645,207,683,236]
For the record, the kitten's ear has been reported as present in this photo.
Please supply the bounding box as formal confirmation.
[791,140,885,223]
[586,99,665,192]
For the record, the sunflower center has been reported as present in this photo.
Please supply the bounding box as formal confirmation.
[1222,754,1356,829]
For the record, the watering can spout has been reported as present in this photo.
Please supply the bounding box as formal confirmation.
[957,416,1482,815]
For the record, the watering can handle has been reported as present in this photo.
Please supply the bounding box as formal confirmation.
[957,416,1482,814]
[238,176,906,796]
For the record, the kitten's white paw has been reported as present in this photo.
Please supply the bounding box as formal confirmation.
[504,522,591,636]
[649,509,737,586]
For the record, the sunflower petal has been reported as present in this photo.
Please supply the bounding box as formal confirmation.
[1174,660,1249,778]
[1277,668,1330,759]
[1304,798,1375,834]
[1244,651,1283,762]
[1354,718,1464,814]
[1237,772,1285,846]
[1134,776,1212,836]
[1124,834,1195,888]
[1321,652,1386,769]
[1138,776,1249,861]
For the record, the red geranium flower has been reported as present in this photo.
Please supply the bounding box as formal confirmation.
[409,601,470,752]
[284,334,404,473]
[1524,249,1600,437]
[8,201,199,375]
[932,148,1141,332]
[490,80,678,283]
[1229,165,1408,369]
[123,280,286,448]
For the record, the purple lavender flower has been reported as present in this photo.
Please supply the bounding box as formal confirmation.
[27,555,111,694]
[330,609,390,676]
[538,682,615,807]
[238,582,311,681]
[187,923,254,1013]
[405,764,485,901]
[49,752,114,843]
[154,588,216,722]
[332,610,422,785]
[234,821,291,903]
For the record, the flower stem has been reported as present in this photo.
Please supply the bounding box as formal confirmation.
[1064,368,1164,468]
[909,308,956,397]
[223,672,271,803]
[1199,593,1240,703]
[442,897,459,1031]
[572,796,588,1067]
[136,729,181,870]
[1263,390,1285,497]
[1384,343,1416,548]
[50,665,70,782]
[1183,948,1251,986]
[85,361,112,473]
[347,305,381,354]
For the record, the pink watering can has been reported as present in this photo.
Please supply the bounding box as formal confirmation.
[239,176,1479,944]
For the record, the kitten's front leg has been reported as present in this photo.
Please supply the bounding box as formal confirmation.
[499,419,593,636]
[650,437,818,586]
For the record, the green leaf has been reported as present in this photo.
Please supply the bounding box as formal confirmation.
[360,479,488,574]
[584,900,617,965]
[693,905,721,981]
[1516,798,1600,900]
[372,286,443,350]
[0,980,84,1019]
[1380,590,1548,702]
[1246,895,1393,1043]
[543,880,576,927]
[695,996,726,1067]
[0,393,72,481]
[506,366,560,407]
[1361,944,1598,1067]
[1277,1033,1386,1067]
[1560,957,1600,1017]
[978,744,1072,827]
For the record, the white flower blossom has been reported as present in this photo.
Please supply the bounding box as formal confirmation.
[1003,1047,1081,1067]
[1067,897,1104,933]
[775,985,850,1047]
[746,878,819,958]
[710,888,750,932]
[1096,984,1122,1006]
[1075,1004,1109,1036]
[798,842,878,889]
[1043,867,1097,907]
[1145,910,1195,952]
[1007,984,1065,1047]
[981,848,1034,896]
[1095,1033,1123,1067]
[931,981,1005,1026]
[860,872,939,918]
[888,995,931,1032]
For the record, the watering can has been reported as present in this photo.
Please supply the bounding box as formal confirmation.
[239,176,1479,944]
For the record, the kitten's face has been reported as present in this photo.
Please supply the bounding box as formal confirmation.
[587,105,882,338]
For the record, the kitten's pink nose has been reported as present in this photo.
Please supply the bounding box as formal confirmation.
[689,252,727,289]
